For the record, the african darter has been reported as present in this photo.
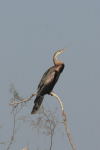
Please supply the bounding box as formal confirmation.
[31,47,68,114]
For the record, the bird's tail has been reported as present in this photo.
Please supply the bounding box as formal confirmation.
[31,95,44,114]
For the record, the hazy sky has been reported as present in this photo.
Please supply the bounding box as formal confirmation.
[0,1,100,150]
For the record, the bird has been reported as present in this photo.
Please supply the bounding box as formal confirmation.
[31,47,68,114]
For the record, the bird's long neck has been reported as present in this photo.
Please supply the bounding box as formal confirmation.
[53,50,64,66]
[53,48,66,72]
[53,57,59,66]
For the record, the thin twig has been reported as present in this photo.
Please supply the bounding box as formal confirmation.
[9,94,36,106]
[50,91,76,150]
[7,110,16,150]
[49,131,53,150]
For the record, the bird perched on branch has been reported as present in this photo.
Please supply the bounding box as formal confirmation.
[31,47,68,114]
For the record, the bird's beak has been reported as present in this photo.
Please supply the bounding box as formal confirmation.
[60,46,69,53]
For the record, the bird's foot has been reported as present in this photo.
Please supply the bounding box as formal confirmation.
[49,91,53,96]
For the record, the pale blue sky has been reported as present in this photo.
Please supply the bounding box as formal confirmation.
[0,1,100,150]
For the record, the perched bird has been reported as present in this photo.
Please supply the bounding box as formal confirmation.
[31,47,68,114]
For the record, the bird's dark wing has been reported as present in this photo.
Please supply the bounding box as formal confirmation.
[37,67,56,94]
[33,70,56,113]
[45,71,55,85]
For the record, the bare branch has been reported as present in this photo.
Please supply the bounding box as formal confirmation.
[50,91,76,150]
[7,110,16,150]
[9,94,36,106]
[20,105,61,150]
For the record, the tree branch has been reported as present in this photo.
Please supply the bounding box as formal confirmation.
[50,91,76,150]
[9,94,36,106]
[7,109,16,150]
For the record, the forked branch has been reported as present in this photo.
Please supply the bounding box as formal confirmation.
[9,91,76,150]
[50,91,76,150]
